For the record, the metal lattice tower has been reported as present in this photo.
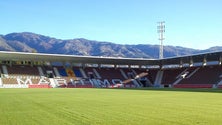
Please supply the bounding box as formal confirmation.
[157,21,165,59]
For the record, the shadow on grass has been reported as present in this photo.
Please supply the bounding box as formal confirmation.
[107,87,222,93]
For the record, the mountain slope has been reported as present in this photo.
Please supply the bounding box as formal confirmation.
[0,32,221,59]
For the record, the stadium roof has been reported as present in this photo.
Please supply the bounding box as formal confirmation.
[0,51,156,65]
[161,51,222,65]
[0,51,221,66]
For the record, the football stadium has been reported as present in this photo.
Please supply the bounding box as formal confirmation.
[0,50,222,125]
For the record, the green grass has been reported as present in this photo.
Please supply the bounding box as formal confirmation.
[1,88,222,125]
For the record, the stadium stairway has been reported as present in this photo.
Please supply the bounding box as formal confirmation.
[37,66,45,77]
[216,74,222,88]
[120,69,142,88]
[2,65,9,78]
[186,67,200,79]
[0,78,2,87]
[53,67,61,77]
[154,70,163,87]
[172,67,200,88]
[120,69,128,79]
[79,68,87,78]
[173,66,222,88]
[172,68,190,85]
[218,80,222,85]
[93,68,101,79]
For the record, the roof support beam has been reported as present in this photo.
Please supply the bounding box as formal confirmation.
[189,57,193,67]
[219,55,222,65]
[202,55,207,66]
[179,59,183,68]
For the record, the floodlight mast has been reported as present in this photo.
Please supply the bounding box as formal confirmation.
[157,21,165,59]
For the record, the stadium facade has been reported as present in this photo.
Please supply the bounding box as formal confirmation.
[0,51,221,88]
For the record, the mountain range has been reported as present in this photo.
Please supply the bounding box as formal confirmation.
[0,32,221,59]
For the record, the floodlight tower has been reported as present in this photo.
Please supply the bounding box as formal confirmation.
[157,21,165,59]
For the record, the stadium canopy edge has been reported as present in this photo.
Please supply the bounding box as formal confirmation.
[0,51,221,68]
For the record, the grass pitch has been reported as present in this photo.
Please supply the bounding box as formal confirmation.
[0,88,222,125]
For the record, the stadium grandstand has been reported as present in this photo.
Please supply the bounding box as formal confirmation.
[0,51,221,89]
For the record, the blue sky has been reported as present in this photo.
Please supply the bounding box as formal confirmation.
[1,0,222,49]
